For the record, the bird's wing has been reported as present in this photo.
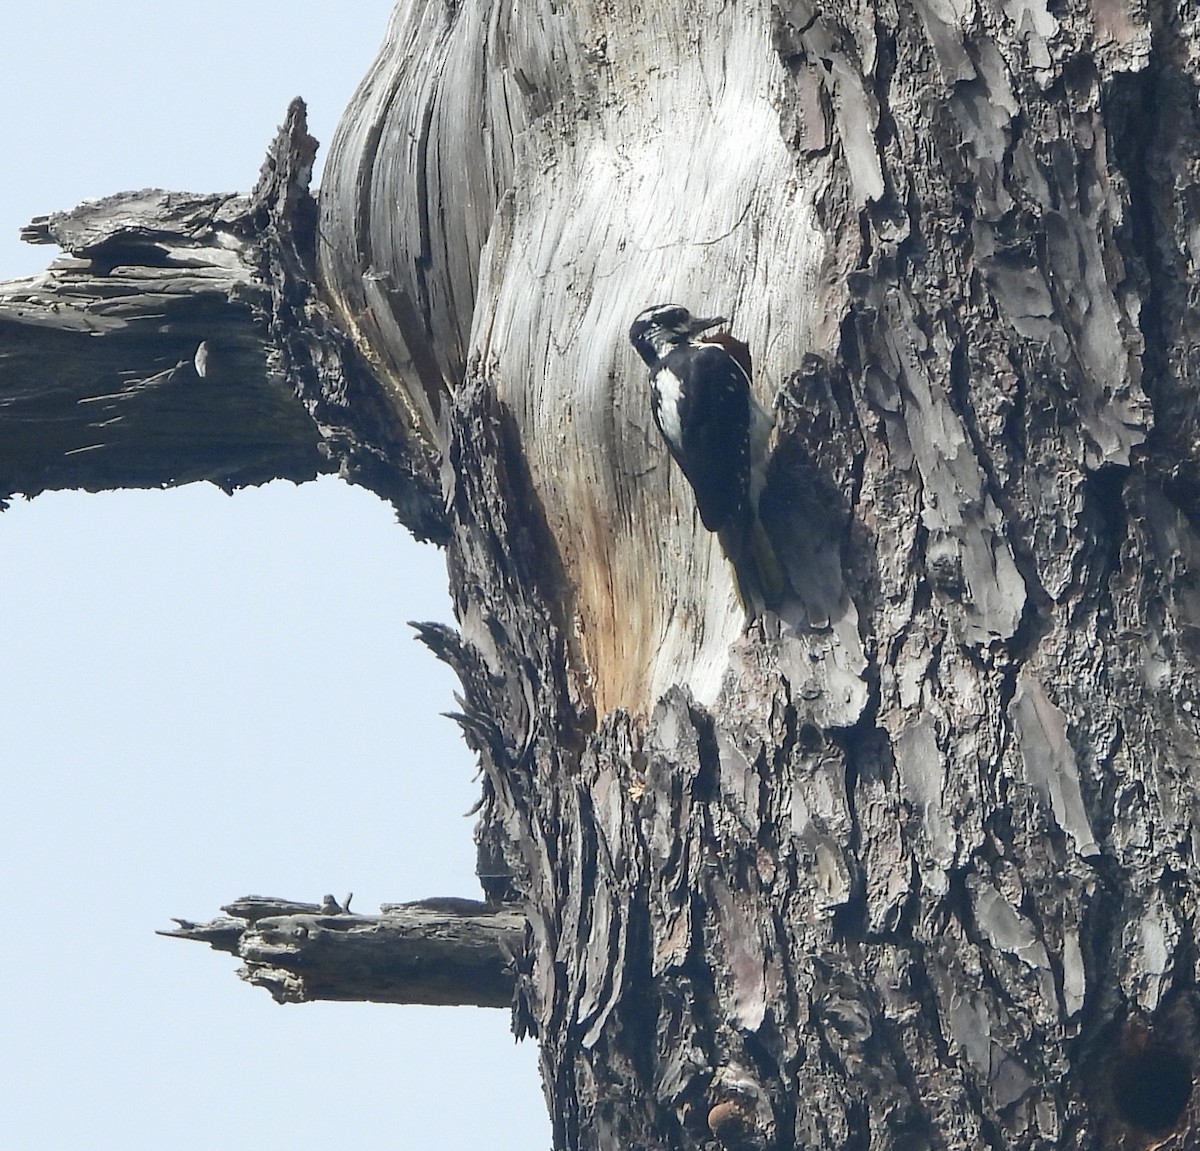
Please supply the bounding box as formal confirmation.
[661,344,751,532]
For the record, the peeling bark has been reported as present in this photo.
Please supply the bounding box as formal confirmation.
[7,3,1200,1150]
[312,1,1200,1147]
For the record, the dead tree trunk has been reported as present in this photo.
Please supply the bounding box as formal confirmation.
[5,2,1200,1149]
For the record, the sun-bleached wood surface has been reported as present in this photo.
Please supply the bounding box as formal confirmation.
[313,2,1200,1146]
[317,2,859,718]
[5,1,1200,1148]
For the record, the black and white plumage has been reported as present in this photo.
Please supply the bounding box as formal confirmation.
[630,304,754,532]
[630,303,782,611]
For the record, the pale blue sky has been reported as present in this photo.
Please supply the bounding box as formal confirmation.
[0,6,547,1149]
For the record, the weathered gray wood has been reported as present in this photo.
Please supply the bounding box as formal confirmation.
[318,1,859,718]
[0,189,328,499]
[162,895,525,1008]
[313,2,1200,1149]
[0,101,448,541]
[7,3,1200,1150]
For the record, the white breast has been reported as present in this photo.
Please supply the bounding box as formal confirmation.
[653,368,684,450]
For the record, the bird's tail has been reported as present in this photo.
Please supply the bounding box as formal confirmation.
[719,512,787,618]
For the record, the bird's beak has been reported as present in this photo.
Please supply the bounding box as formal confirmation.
[690,315,727,334]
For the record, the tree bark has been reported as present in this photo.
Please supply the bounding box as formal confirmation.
[7,2,1200,1149]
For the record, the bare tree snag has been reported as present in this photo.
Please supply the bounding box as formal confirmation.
[161,896,524,1008]
[7,2,1200,1149]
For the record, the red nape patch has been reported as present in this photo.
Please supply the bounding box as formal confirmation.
[700,331,753,380]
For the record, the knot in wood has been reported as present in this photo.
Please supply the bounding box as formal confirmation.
[707,1096,767,1151]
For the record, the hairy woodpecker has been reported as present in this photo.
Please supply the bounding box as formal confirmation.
[629,303,782,610]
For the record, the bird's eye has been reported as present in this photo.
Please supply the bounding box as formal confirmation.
[661,306,689,328]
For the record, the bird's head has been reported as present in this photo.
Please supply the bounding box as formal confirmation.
[629,303,726,366]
